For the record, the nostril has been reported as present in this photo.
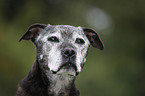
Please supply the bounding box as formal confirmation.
[64,50,70,56]
[63,48,76,57]
[71,50,76,55]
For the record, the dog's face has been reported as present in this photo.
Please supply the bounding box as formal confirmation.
[35,25,90,76]
[19,24,104,76]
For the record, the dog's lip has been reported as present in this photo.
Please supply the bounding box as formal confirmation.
[61,62,77,70]
[59,62,77,71]
[51,62,77,76]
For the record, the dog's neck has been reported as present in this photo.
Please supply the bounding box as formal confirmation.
[48,73,75,95]
[28,60,79,96]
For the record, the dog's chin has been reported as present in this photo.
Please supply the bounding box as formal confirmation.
[56,68,76,76]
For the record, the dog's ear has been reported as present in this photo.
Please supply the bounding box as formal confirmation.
[19,23,47,42]
[83,28,104,50]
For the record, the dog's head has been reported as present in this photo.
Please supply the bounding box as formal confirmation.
[19,24,104,76]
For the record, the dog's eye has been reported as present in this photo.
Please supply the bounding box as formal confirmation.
[47,36,59,42]
[75,38,85,44]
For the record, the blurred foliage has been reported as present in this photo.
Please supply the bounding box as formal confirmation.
[0,0,145,96]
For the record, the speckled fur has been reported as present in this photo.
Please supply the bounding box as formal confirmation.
[16,24,104,96]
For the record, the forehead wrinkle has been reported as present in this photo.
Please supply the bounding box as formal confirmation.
[61,29,73,40]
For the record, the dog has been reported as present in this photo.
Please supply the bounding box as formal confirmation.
[16,23,104,96]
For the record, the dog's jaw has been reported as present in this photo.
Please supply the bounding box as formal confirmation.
[38,54,77,76]
[56,68,76,76]
[53,63,77,76]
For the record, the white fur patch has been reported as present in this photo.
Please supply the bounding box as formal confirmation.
[48,45,61,72]
[40,55,43,60]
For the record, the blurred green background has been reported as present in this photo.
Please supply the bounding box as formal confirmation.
[0,0,145,96]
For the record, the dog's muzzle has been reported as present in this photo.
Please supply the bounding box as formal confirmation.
[52,47,78,76]
[62,47,77,70]
[62,47,77,68]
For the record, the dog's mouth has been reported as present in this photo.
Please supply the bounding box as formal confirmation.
[51,62,78,76]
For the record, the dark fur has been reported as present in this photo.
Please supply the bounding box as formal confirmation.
[16,60,80,96]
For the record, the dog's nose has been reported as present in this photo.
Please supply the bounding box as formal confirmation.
[63,48,76,57]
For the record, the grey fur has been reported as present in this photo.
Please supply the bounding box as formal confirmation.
[17,24,104,96]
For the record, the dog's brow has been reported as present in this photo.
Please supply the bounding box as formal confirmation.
[61,30,73,39]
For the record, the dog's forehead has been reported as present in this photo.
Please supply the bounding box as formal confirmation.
[44,25,84,38]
